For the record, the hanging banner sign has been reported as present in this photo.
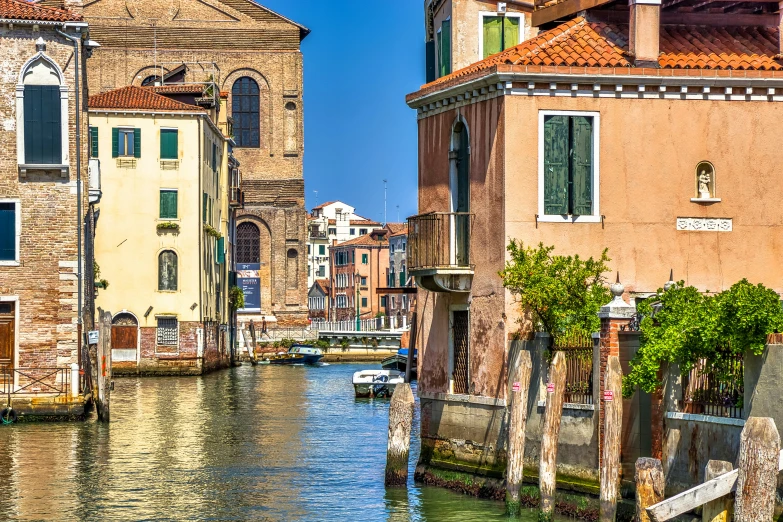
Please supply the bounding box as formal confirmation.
[603,390,615,402]
[546,382,555,393]
[237,263,261,310]
[512,382,520,392]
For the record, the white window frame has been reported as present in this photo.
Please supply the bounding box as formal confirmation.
[117,127,136,157]
[537,110,601,223]
[16,51,69,175]
[0,199,21,266]
[477,12,525,62]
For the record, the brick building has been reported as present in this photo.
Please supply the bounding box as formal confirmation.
[0,0,96,417]
[328,230,389,322]
[70,0,310,330]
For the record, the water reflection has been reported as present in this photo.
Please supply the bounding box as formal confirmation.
[0,364,562,521]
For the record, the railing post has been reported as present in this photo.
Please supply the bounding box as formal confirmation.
[70,363,79,398]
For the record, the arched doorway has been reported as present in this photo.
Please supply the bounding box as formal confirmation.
[450,119,470,266]
[111,312,138,362]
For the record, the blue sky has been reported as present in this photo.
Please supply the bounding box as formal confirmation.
[260,1,424,223]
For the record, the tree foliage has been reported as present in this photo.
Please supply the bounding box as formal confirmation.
[500,241,612,339]
[623,279,783,397]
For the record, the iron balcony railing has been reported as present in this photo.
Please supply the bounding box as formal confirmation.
[229,186,244,208]
[407,212,475,271]
[0,364,71,397]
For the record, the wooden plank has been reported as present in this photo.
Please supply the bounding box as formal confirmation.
[531,0,614,27]
[647,448,783,521]
[506,350,533,515]
[600,356,622,521]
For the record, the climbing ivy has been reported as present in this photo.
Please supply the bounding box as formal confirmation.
[623,279,783,397]
[500,241,611,340]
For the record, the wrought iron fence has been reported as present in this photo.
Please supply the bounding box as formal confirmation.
[407,212,474,271]
[552,332,594,405]
[683,351,744,419]
[0,364,71,397]
[452,310,470,395]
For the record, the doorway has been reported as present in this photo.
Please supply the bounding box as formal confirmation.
[111,313,138,362]
[0,302,15,393]
[450,120,470,266]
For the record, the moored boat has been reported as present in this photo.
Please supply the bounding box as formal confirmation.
[381,348,417,378]
[352,369,405,398]
[261,344,324,365]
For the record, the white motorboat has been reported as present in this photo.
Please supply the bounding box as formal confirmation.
[352,369,405,398]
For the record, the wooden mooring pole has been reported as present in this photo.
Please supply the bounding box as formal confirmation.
[385,382,414,487]
[96,308,111,422]
[702,460,733,522]
[539,350,567,521]
[735,417,780,521]
[506,349,532,515]
[600,355,622,521]
[635,458,664,522]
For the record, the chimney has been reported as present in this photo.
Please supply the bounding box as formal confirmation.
[629,0,661,67]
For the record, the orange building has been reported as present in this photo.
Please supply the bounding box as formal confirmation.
[407,3,783,486]
[328,230,389,322]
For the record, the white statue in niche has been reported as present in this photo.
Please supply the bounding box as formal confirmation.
[695,162,715,199]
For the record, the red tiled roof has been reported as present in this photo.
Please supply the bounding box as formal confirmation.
[416,17,783,96]
[314,279,329,294]
[89,86,205,112]
[0,0,81,21]
[350,219,381,226]
[334,233,388,248]
[386,223,407,236]
[312,200,338,210]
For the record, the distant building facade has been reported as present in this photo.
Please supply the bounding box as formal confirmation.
[328,230,389,322]
[307,279,329,322]
[385,225,415,323]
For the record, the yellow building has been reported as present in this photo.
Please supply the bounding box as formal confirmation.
[88,85,239,375]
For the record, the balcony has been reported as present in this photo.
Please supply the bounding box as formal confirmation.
[309,230,328,239]
[229,186,244,208]
[407,212,474,293]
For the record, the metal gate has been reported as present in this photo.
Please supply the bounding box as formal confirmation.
[452,310,469,394]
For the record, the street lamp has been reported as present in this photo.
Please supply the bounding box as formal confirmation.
[355,271,361,331]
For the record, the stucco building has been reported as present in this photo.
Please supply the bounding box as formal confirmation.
[71,0,310,330]
[0,0,95,418]
[407,1,783,488]
[328,230,390,322]
[89,85,237,374]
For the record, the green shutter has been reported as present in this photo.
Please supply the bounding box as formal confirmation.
[436,30,443,78]
[24,85,61,164]
[362,253,368,264]
[543,115,570,215]
[203,193,207,222]
[112,128,119,158]
[441,19,452,76]
[400,270,406,287]
[503,17,520,52]
[133,128,141,158]
[319,245,325,255]
[90,127,99,158]
[571,117,594,216]
[160,129,177,160]
[217,237,225,264]
[159,190,177,219]
[483,16,502,59]
[0,203,15,261]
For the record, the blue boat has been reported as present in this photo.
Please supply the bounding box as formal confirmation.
[287,344,324,365]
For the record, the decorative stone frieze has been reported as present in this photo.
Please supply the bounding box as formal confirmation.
[676,217,732,232]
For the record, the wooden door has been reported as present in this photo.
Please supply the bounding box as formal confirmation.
[0,302,14,368]
[111,325,137,350]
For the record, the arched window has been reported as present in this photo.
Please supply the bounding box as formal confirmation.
[232,77,260,148]
[236,222,260,264]
[450,119,470,266]
[158,250,178,291]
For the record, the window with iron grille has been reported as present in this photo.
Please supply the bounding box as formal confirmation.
[451,310,470,394]
[156,317,178,345]
[232,77,260,148]
[236,222,260,264]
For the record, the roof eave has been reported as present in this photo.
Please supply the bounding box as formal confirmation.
[406,69,512,109]
[0,18,86,26]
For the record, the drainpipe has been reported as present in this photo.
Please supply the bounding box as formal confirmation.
[56,26,83,351]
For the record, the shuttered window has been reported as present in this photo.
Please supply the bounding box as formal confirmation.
[24,85,61,164]
[160,129,178,159]
[482,16,520,59]
[438,19,451,78]
[543,115,595,216]
[400,270,406,287]
[362,253,368,265]
[202,193,208,222]
[0,202,16,262]
[216,237,225,264]
[114,128,139,157]
[159,190,177,219]
[89,127,98,158]
[318,245,325,255]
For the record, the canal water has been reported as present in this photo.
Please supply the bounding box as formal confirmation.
[0,363,562,521]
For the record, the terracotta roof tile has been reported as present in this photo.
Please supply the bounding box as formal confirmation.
[416,18,783,96]
[0,0,81,21]
[312,200,339,210]
[314,279,329,293]
[146,84,206,94]
[350,219,381,226]
[334,233,388,248]
[386,223,407,236]
[88,86,205,112]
